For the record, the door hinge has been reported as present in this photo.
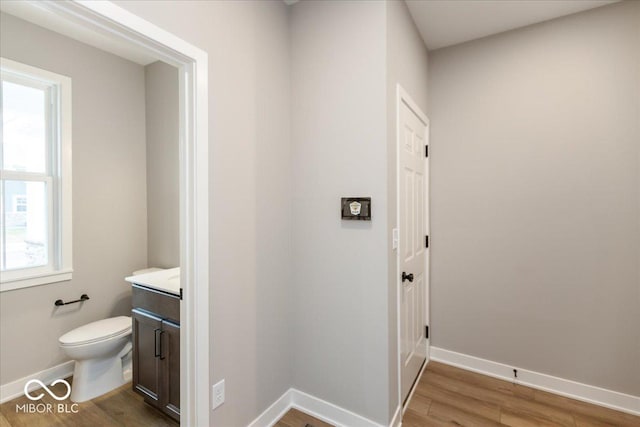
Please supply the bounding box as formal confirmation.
[425,145,429,158]
[425,325,429,339]
[425,235,429,248]
[180,288,183,300]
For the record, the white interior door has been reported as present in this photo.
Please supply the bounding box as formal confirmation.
[398,89,429,404]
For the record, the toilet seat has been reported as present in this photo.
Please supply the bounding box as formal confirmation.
[59,316,132,347]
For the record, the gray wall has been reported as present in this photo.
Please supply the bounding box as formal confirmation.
[429,1,640,396]
[145,61,179,269]
[117,1,432,424]
[114,1,293,426]
[385,0,430,418]
[290,1,390,424]
[0,13,147,385]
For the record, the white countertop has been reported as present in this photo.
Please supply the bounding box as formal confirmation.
[125,267,180,296]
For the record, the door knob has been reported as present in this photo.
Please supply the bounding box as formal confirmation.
[402,272,414,283]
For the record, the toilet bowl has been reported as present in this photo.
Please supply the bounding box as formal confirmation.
[59,316,132,402]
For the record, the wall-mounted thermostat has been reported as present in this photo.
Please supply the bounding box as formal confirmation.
[341,197,371,221]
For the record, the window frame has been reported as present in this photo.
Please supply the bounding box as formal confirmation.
[1,57,72,292]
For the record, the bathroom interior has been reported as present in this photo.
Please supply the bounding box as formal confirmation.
[0,8,182,424]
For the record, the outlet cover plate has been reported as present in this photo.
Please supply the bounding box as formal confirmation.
[212,379,225,410]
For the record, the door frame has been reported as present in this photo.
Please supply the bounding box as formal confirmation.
[13,1,211,425]
[395,84,430,414]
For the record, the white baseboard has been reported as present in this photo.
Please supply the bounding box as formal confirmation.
[0,360,75,404]
[247,388,294,427]
[290,389,385,427]
[247,388,385,427]
[430,347,640,416]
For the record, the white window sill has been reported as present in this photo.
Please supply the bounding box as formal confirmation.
[0,269,73,292]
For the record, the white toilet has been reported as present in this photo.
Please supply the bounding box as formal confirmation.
[59,316,132,402]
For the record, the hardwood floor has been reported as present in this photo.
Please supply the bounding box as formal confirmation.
[275,362,639,427]
[403,361,640,426]
[2,365,638,426]
[0,379,178,427]
[275,408,333,427]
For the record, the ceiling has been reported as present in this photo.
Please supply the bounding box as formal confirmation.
[3,0,620,61]
[405,0,619,50]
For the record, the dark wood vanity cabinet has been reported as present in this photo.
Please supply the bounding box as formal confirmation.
[161,319,180,419]
[131,284,180,422]
[131,309,162,405]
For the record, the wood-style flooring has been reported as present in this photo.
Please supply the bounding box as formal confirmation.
[2,364,638,426]
[0,379,178,427]
[402,361,640,426]
[274,408,332,427]
[275,361,639,427]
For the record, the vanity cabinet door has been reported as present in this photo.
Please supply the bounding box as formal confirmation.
[132,309,163,405]
[160,319,180,422]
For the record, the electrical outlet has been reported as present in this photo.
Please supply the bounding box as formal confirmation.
[212,379,225,410]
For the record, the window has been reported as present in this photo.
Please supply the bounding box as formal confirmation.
[1,58,72,291]
[13,196,27,212]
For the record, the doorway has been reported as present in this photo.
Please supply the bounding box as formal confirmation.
[0,1,210,425]
[396,84,430,408]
